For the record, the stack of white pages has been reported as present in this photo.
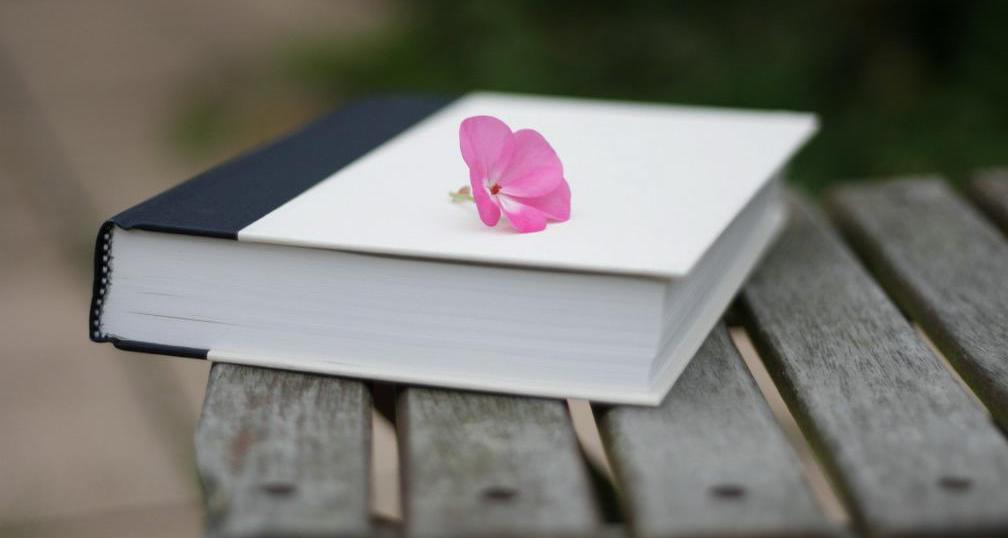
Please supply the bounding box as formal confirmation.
[89,92,816,405]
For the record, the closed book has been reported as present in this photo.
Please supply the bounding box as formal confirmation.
[90,92,816,404]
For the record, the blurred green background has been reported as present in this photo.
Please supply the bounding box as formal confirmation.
[173,0,1008,192]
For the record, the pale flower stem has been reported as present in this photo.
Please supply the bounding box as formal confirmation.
[450,185,474,203]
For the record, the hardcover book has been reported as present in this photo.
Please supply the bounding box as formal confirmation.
[89,92,816,404]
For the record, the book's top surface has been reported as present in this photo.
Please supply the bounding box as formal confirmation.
[240,93,815,277]
[115,92,816,278]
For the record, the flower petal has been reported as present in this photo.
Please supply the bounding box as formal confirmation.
[499,196,548,233]
[459,116,515,182]
[497,129,563,197]
[509,179,571,222]
[470,176,501,227]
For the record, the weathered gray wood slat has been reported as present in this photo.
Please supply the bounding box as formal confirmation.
[968,169,1008,233]
[598,324,834,538]
[739,197,1008,537]
[399,387,599,538]
[196,363,372,538]
[829,178,1008,428]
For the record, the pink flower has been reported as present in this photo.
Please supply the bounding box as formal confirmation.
[459,115,571,233]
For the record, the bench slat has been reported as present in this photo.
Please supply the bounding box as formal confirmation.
[829,178,1008,427]
[968,169,1008,234]
[399,387,599,538]
[196,363,372,537]
[598,324,834,538]
[740,197,1008,537]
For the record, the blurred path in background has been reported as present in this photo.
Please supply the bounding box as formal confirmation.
[0,2,382,536]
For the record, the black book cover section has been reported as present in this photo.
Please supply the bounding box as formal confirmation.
[89,94,457,351]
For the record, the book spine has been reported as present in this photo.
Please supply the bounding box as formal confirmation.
[88,221,210,358]
[88,221,114,343]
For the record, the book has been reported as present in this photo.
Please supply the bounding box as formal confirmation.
[89,92,816,405]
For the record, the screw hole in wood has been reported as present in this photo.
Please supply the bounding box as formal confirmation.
[481,485,518,502]
[259,481,297,496]
[710,483,746,500]
[938,475,972,492]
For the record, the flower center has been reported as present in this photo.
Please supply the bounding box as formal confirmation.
[489,183,502,195]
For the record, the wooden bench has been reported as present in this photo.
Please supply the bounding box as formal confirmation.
[194,173,1008,538]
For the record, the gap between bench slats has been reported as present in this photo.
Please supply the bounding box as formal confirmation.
[968,169,1008,235]
[195,363,372,538]
[829,178,1008,428]
[739,196,1008,537]
[597,324,835,538]
[398,387,599,538]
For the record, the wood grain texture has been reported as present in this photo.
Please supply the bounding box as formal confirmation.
[399,387,599,538]
[598,324,834,538]
[196,363,372,538]
[829,178,1008,428]
[740,197,1008,537]
[968,169,1008,234]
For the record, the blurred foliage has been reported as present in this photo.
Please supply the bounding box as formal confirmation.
[173,0,1008,191]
